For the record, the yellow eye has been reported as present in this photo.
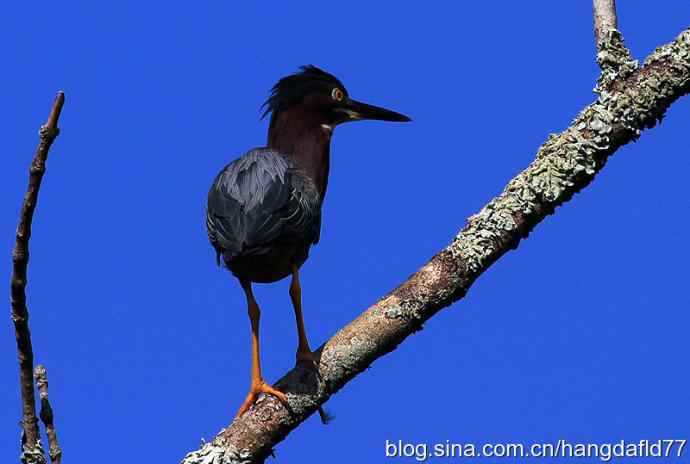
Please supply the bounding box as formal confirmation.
[331,87,344,102]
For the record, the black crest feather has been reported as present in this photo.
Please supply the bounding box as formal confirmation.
[261,65,346,119]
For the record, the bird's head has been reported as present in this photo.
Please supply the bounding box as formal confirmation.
[262,65,411,134]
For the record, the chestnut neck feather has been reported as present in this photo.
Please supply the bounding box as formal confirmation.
[267,106,332,199]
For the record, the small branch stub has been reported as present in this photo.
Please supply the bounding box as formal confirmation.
[592,0,637,94]
[593,0,618,45]
[35,365,62,464]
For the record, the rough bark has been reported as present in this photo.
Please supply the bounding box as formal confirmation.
[35,366,62,464]
[180,26,690,464]
[10,92,65,464]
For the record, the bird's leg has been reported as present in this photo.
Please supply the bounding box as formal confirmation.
[289,268,315,366]
[235,279,287,418]
[289,269,333,425]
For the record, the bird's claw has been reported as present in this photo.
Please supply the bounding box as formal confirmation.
[235,380,287,418]
[295,350,330,425]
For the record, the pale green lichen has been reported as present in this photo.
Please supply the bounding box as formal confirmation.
[180,435,250,464]
[595,29,638,96]
[604,29,690,133]
[450,28,690,275]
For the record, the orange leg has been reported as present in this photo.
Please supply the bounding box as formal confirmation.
[235,279,287,418]
[289,268,315,366]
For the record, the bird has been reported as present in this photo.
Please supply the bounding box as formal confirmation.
[206,65,411,418]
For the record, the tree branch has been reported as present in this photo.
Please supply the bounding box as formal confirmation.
[181,27,690,464]
[593,0,637,93]
[10,91,65,464]
[34,366,62,464]
[593,0,618,45]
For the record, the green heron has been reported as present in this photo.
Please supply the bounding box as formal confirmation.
[206,65,411,417]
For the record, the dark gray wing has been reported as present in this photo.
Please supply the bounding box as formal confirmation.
[206,148,321,263]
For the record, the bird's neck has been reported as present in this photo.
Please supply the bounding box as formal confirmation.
[267,108,332,199]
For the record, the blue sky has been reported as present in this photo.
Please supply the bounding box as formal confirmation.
[2,2,689,463]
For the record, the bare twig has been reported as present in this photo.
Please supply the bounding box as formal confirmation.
[10,91,65,463]
[34,366,62,464]
[593,0,618,45]
[181,27,690,464]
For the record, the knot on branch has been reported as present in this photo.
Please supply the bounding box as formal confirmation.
[48,446,62,463]
[39,125,60,141]
[595,29,638,96]
[11,311,28,324]
[34,365,48,392]
[20,434,46,464]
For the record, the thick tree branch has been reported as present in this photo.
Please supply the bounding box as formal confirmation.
[10,91,65,464]
[181,28,690,464]
[34,366,62,464]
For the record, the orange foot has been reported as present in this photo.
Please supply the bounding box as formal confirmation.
[236,381,287,418]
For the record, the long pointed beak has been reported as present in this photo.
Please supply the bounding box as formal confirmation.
[338,99,411,122]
